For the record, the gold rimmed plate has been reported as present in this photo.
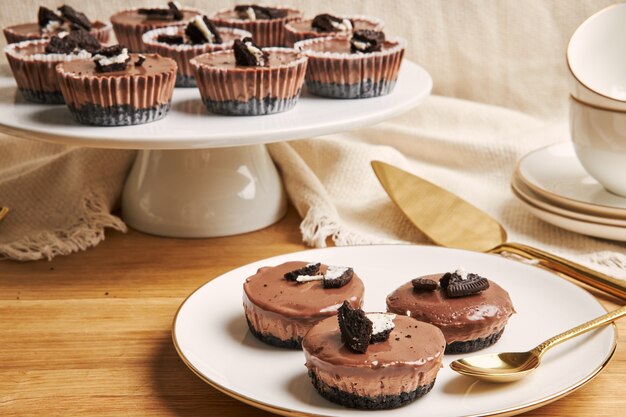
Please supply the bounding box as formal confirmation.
[516,142,626,219]
[172,245,616,417]
[512,175,626,227]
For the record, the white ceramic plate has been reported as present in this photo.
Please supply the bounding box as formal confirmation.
[511,175,626,227]
[516,196,626,242]
[516,142,626,218]
[0,60,431,149]
[172,245,616,417]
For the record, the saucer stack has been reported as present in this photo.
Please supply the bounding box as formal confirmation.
[512,142,626,241]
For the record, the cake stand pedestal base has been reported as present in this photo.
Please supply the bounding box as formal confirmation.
[121,145,287,238]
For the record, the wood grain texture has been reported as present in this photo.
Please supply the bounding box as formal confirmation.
[0,206,624,417]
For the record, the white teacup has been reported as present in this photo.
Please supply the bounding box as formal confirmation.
[567,3,626,111]
[570,96,626,197]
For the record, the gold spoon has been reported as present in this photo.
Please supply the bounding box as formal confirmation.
[371,161,626,300]
[450,304,626,382]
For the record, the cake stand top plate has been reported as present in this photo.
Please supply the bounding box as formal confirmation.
[0,60,431,150]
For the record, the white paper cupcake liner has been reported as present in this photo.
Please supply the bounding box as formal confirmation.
[5,38,92,103]
[191,47,307,115]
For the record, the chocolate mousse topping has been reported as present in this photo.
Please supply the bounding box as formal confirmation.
[233,37,269,66]
[440,269,490,297]
[234,5,288,20]
[312,14,353,33]
[185,15,223,44]
[338,301,372,353]
[412,277,439,292]
[58,5,91,31]
[284,262,321,281]
[139,1,184,21]
[387,274,514,343]
[38,6,64,29]
[350,29,385,53]
[45,29,101,54]
[93,45,131,73]
[243,261,364,330]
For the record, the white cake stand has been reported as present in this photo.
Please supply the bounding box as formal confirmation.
[0,61,431,237]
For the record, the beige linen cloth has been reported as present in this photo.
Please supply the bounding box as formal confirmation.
[1,0,625,277]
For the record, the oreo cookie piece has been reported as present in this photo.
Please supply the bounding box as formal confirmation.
[38,6,63,29]
[284,262,321,281]
[168,1,184,20]
[438,271,458,290]
[93,45,130,73]
[366,313,395,343]
[138,3,182,21]
[58,5,91,31]
[337,301,372,353]
[45,29,100,54]
[233,37,269,67]
[446,274,489,297]
[45,34,74,54]
[135,54,146,66]
[312,14,353,33]
[185,16,223,44]
[412,277,438,292]
[138,8,171,18]
[322,266,353,289]
[234,5,288,20]
[68,28,100,52]
[440,269,490,297]
[350,30,385,53]
[157,34,184,45]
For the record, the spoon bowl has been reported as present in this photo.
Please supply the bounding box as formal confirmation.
[449,304,626,383]
[450,351,540,383]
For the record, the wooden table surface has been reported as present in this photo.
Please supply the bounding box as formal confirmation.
[1,206,624,416]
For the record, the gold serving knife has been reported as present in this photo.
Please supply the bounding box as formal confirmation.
[371,160,626,300]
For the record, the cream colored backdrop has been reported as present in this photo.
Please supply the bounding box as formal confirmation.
[0,0,617,119]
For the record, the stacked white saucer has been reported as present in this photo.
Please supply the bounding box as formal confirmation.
[512,142,626,241]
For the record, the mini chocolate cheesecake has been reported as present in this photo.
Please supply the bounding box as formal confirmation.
[56,45,177,126]
[191,38,307,115]
[110,2,201,52]
[284,14,384,47]
[243,261,365,349]
[210,5,302,47]
[295,30,405,99]
[386,269,515,354]
[303,302,445,409]
[5,30,100,104]
[3,5,111,45]
[142,16,251,87]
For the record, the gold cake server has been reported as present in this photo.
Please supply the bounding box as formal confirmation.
[371,160,626,300]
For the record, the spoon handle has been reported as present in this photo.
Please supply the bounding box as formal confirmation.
[531,304,626,357]
[492,242,626,301]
